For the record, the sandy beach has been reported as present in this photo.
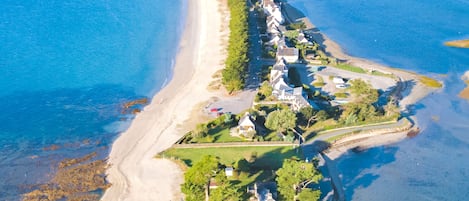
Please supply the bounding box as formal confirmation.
[101,0,229,200]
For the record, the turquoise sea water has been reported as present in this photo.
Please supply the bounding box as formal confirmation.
[0,0,185,199]
[290,0,469,200]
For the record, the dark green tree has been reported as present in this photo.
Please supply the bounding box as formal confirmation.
[222,0,249,93]
[297,188,321,201]
[265,109,297,132]
[276,159,322,201]
[181,155,220,201]
[349,79,378,104]
[209,172,242,201]
[259,81,273,98]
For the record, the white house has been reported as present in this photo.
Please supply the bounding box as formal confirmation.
[237,112,256,135]
[262,0,284,24]
[277,47,299,63]
[266,15,280,28]
[270,59,287,82]
[297,32,310,44]
[267,23,281,35]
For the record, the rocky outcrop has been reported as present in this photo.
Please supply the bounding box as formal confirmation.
[22,152,110,201]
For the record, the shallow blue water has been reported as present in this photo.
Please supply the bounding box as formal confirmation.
[0,0,185,199]
[289,0,469,200]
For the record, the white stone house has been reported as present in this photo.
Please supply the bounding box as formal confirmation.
[270,59,288,82]
[262,0,284,24]
[266,15,280,29]
[297,32,310,44]
[267,23,281,35]
[237,112,256,136]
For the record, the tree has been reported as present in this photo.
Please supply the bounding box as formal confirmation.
[193,123,209,139]
[340,103,377,124]
[222,0,249,93]
[265,109,297,132]
[297,107,329,128]
[297,188,321,201]
[297,107,315,127]
[315,110,328,121]
[276,159,323,201]
[383,98,400,119]
[259,81,273,97]
[182,155,220,201]
[209,172,242,201]
[349,79,378,104]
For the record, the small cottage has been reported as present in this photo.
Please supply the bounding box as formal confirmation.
[237,112,256,136]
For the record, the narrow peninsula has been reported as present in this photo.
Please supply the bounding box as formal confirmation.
[157,0,441,201]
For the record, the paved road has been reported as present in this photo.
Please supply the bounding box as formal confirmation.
[245,3,263,89]
[301,118,409,158]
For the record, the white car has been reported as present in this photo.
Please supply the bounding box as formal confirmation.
[335,84,348,89]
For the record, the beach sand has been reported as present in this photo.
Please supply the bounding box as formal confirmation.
[101,0,229,200]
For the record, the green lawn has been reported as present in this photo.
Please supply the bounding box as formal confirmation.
[334,63,367,74]
[208,126,244,143]
[161,146,303,168]
[370,70,398,79]
[160,146,303,191]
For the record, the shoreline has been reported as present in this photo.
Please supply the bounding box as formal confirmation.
[281,3,440,199]
[282,1,437,148]
[306,24,436,110]
[101,0,229,200]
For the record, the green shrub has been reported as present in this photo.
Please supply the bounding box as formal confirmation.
[419,76,442,88]
[334,92,348,98]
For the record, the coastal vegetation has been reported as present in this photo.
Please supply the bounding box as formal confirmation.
[333,63,367,74]
[418,75,443,88]
[162,146,322,200]
[181,155,242,201]
[176,113,242,143]
[276,159,322,200]
[444,39,469,48]
[222,0,249,93]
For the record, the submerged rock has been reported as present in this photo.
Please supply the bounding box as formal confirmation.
[459,71,469,100]
[22,152,110,201]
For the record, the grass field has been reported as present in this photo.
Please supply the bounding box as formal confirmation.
[334,63,367,74]
[208,126,244,143]
[160,146,304,189]
[160,146,302,168]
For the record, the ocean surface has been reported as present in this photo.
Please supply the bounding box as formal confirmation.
[0,0,185,199]
[289,0,469,200]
